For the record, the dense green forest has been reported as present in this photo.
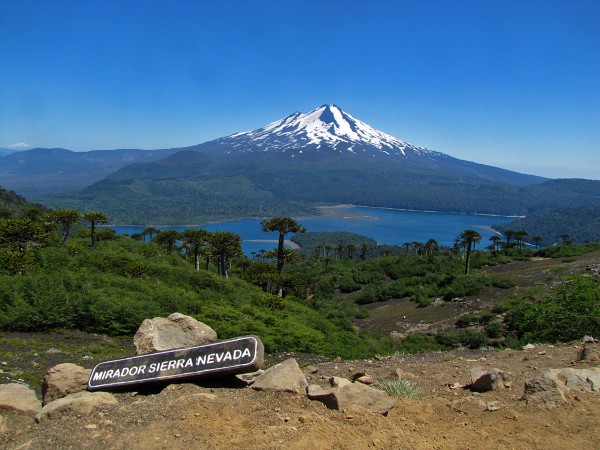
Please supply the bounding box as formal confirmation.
[495,205,600,245]
[1,193,598,357]
[38,158,600,224]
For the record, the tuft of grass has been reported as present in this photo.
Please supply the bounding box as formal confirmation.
[372,379,420,399]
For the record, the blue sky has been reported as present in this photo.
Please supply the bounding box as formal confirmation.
[1,0,598,179]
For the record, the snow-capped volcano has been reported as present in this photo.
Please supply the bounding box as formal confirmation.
[211,104,441,159]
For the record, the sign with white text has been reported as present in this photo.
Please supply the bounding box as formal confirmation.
[87,336,264,391]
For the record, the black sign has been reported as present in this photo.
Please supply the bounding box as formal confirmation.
[87,336,264,391]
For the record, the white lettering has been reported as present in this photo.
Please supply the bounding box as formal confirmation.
[185,358,193,368]
[207,354,215,364]
[92,371,105,381]
[176,359,185,370]
[159,361,168,371]
[242,348,251,358]
[196,355,206,365]
[223,351,232,362]
[149,363,158,373]
[233,349,242,359]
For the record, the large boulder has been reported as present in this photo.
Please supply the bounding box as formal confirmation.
[251,358,308,394]
[552,368,600,392]
[42,363,91,405]
[133,312,217,355]
[469,367,507,392]
[522,371,570,406]
[307,382,394,416]
[0,383,41,414]
[34,391,117,423]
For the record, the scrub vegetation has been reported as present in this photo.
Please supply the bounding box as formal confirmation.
[1,187,599,359]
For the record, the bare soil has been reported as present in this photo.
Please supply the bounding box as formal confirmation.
[1,342,599,450]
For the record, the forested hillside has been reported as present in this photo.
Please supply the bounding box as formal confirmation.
[0,186,45,218]
[495,205,600,245]
[1,206,598,359]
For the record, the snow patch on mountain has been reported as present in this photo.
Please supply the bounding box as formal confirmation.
[220,105,443,159]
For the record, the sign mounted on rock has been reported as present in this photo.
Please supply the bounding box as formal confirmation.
[87,336,264,391]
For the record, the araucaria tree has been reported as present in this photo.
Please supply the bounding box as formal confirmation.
[44,209,81,244]
[181,228,210,271]
[209,231,243,277]
[154,229,180,255]
[82,211,108,249]
[458,229,481,275]
[260,217,305,273]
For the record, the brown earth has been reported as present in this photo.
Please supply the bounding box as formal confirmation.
[1,342,599,450]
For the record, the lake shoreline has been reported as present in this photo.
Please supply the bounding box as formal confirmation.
[105,203,523,227]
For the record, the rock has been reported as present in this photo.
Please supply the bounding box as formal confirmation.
[523,343,536,350]
[576,346,590,361]
[565,369,600,392]
[308,383,394,416]
[234,369,264,386]
[582,335,597,343]
[469,367,506,392]
[329,376,352,388]
[0,383,41,414]
[485,401,501,412]
[0,414,8,433]
[35,391,118,423]
[307,384,323,395]
[42,363,91,405]
[45,348,65,354]
[522,371,570,406]
[355,375,374,385]
[251,358,308,394]
[450,396,487,413]
[133,312,217,355]
[304,365,319,374]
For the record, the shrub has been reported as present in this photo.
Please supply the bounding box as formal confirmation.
[455,313,478,328]
[372,379,420,399]
[506,274,600,342]
[458,328,489,349]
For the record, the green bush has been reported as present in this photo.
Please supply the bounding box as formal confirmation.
[506,274,600,342]
[455,313,478,328]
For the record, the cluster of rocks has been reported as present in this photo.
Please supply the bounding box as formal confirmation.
[1,314,599,433]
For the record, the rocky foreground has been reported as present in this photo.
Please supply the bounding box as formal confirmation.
[0,315,599,449]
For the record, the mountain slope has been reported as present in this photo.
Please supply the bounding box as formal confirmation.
[35,105,600,223]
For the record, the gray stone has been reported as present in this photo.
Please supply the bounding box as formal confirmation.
[329,376,352,388]
[307,384,323,395]
[470,367,505,392]
[307,382,394,416]
[0,383,41,414]
[35,391,118,423]
[133,312,217,355]
[42,363,91,405]
[234,369,264,386]
[251,358,308,394]
[522,371,570,406]
[565,368,600,392]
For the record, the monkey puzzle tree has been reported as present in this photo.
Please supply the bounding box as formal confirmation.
[208,231,243,278]
[82,211,108,249]
[458,229,481,275]
[181,228,210,271]
[260,217,305,273]
[44,208,81,244]
[154,229,180,255]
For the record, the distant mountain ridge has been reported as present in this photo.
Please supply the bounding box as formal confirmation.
[0,147,181,196]
[5,104,600,225]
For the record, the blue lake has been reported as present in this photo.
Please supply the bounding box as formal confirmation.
[108,206,515,256]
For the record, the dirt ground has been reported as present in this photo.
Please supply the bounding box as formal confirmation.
[1,342,599,450]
